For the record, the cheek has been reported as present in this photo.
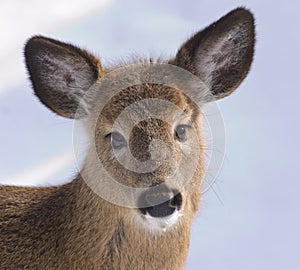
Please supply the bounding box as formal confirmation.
[93,133,119,173]
[94,142,139,187]
[182,184,201,215]
[180,148,203,214]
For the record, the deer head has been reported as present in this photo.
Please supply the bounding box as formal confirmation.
[1,8,255,269]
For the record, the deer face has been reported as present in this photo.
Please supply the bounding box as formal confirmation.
[24,8,255,232]
[89,82,204,231]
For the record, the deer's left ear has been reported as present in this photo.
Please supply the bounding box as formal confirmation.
[172,8,255,101]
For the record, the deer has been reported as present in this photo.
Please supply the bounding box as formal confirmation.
[0,8,255,270]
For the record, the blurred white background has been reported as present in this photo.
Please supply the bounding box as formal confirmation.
[1,0,300,269]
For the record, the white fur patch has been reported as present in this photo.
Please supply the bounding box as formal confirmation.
[135,209,183,233]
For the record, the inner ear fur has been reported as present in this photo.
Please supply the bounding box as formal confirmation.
[172,8,255,101]
[24,36,102,118]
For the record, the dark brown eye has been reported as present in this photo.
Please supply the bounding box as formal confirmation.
[110,132,127,149]
[175,125,188,142]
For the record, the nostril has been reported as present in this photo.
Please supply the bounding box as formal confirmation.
[139,190,182,218]
[170,192,182,210]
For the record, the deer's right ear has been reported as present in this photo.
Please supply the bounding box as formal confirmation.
[24,36,102,118]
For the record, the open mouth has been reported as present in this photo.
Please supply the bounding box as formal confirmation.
[136,185,184,232]
[139,192,183,218]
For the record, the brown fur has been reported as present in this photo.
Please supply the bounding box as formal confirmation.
[0,8,255,269]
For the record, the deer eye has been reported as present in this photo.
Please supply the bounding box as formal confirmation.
[175,125,188,142]
[109,132,127,149]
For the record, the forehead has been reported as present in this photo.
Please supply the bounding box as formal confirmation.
[96,84,198,123]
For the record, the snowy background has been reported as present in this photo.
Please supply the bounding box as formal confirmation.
[1,0,300,269]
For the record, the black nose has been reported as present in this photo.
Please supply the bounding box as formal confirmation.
[139,188,183,218]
